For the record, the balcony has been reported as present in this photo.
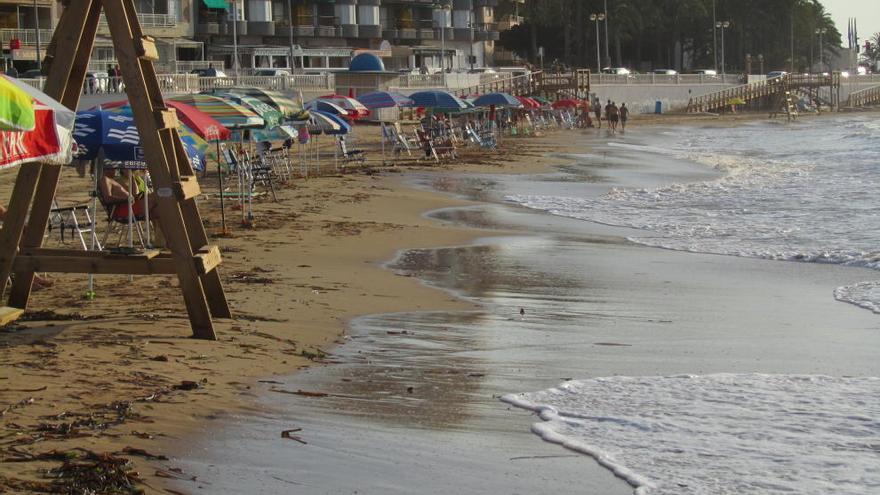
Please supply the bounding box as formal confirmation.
[398,28,417,39]
[0,28,54,45]
[315,25,337,37]
[453,28,472,41]
[358,25,381,38]
[293,25,315,37]
[248,21,275,36]
[417,28,434,40]
[340,24,358,37]
[99,12,177,29]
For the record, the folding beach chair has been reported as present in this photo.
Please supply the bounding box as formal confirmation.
[337,136,366,167]
[48,199,101,251]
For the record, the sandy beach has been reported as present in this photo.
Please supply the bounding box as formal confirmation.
[2,112,879,494]
[0,124,584,491]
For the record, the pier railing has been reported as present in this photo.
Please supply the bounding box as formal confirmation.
[686,73,841,113]
[845,84,880,107]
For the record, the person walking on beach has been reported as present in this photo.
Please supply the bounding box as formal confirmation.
[606,101,619,133]
[593,97,602,128]
[620,103,629,132]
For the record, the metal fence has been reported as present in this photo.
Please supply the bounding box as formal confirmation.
[0,28,55,44]
[591,73,743,85]
[18,72,336,95]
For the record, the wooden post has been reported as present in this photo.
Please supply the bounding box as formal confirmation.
[0,0,230,338]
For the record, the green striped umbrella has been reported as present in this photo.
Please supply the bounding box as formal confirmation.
[0,75,36,131]
[169,94,264,129]
[223,87,310,121]
[219,93,282,129]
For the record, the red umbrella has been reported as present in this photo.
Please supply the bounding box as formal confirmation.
[515,96,542,109]
[551,99,582,109]
[97,99,231,141]
[0,75,74,169]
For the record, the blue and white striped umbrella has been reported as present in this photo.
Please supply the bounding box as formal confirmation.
[308,110,350,135]
[408,90,468,110]
[73,110,206,171]
[356,91,415,109]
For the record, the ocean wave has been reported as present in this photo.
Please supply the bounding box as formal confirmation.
[502,374,880,495]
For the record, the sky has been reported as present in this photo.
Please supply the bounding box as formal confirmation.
[822,0,880,46]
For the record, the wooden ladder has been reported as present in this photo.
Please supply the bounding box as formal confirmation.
[0,0,230,339]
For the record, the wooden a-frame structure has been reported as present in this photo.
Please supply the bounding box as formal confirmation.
[0,0,230,338]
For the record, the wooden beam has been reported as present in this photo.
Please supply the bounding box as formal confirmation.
[173,176,201,201]
[13,253,176,275]
[0,164,43,299]
[193,245,221,276]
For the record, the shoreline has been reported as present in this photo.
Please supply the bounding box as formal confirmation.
[0,127,582,491]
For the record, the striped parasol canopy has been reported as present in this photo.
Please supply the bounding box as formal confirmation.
[304,99,351,118]
[318,94,370,118]
[212,93,283,129]
[355,91,415,109]
[97,99,231,141]
[220,87,310,121]
[551,98,582,109]
[169,94,264,129]
[252,124,298,142]
[308,111,344,134]
[515,96,542,109]
[0,75,36,131]
[529,95,552,106]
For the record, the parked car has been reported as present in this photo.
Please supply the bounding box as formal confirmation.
[650,69,678,75]
[600,67,632,75]
[767,70,788,79]
[191,67,228,77]
[254,68,290,76]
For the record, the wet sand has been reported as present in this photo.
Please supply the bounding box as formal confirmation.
[167,125,880,493]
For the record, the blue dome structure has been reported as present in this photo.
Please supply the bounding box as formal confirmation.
[349,53,385,72]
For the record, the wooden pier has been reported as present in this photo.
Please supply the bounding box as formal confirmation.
[686,73,842,113]
[845,85,880,108]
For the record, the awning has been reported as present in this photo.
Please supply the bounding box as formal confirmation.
[202,0,228,10]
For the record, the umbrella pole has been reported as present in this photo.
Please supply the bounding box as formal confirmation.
[87,160,99,300]
[216,139,227,234]
[143,171,151,247]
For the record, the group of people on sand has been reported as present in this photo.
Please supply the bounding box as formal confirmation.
[579,97,629,133]
[594,98,628,133]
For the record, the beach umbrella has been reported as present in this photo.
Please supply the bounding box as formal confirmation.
[318,94,370,119]
[213,93,283,129]
[312,110,351,135]
[473,92,522,108]
[73,111,205,171]
[515,96,542,109]
[304,99,352,118]
[251,124,298,142]
[552,99,581,109]
[529,96,552,107]
[99,99,231,141]
[169,94,264,130]
[217,87,310,121]
[409,90,468,110]
[0,75,35,131]
[356,91,415,109]
[0,75,75,169]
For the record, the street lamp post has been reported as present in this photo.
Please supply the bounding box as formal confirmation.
[816,28,827,71]
[33,0,41,71]
[712,0,717,72]
[603,0,610,67]
[716,20,729,76]
[287,0,295,69]
[590,13,605,74]
[757,54,764,75]
[433,2,449,85]
[231,0,239,75]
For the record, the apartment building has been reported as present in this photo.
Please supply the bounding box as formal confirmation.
[194,0,501,71]
[1,0,212,74]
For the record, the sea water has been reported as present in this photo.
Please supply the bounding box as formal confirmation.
[503,116,880,493]
[502,374,880,495]
[508,115,880,313]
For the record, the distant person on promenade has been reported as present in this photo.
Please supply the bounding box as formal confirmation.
[620,103,629,132]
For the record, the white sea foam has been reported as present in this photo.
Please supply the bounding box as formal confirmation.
[502,374,880,495]
[506,115,880,312]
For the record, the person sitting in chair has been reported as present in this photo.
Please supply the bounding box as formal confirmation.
[99,169,160,222]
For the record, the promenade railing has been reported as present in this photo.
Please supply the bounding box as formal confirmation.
[17,73,336,95]
[846,84,880,107]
